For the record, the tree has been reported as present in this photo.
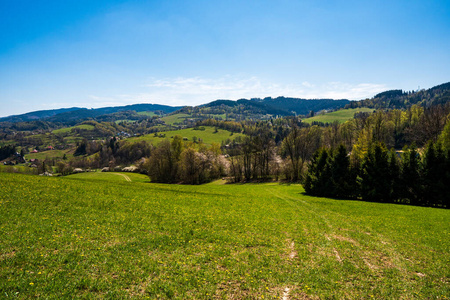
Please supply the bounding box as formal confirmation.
[360,143,391,202]
[330,145,356,199]
[179,147,202,184]
[147,140,177,183]
[304,148,332,196]
[282,125,321,181]
[422,141,447,206]
[388,149,401,202]
[74,140,87,156]
[400,145,422,205]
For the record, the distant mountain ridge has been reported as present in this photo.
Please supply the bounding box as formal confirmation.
[1,107,82,123]
[202,97,350,116]
[2,82,449,124]
[0,104,182,123]
[1,98,352,124]
[346,82,450,109]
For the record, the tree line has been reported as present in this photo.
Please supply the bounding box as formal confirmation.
[304,141,449,208]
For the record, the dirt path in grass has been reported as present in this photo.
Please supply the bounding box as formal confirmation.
[112,173,132,182]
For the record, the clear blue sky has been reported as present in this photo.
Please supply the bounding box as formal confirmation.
[1,0,449,117]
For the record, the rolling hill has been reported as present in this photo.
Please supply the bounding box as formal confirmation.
[203,97,350,116]
[0,104,183,124]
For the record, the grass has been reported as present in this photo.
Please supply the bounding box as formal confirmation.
[53,124,95,135]
[0,165,38,175]
[67,171,150,183]
[137,111,157,117]
[303,107,375,124]
[128,126,244,146]
[26,149,73,161]
[161,113,192,125]
[1,172,449,299]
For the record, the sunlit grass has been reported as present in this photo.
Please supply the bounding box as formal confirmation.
[1,172,448,299]
[303,107,375,124]
[161,113,192,125]
[52,124,95,134]
[128,126,244,146]
[25,149,73,161]
[67,171,150,183]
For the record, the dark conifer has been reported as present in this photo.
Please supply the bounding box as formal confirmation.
[400,145,422,205]
[388,149,401,202]
[304,148,332,196]
[330,145,354,198]
[360,143,390,202]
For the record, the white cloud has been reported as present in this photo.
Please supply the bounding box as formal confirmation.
[85,76,388,108]
[302,81,314,88]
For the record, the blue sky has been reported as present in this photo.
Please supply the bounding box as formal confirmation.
[1,0,449,117]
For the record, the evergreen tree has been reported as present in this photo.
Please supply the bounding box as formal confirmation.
[360,143,391,202]
[388,149,401,202]
[400,145,422,205]
[74,140,87,156]
[330,145,354,198]
[422,141,447,207]
[304,150,320,194]
[304,148,332,196]
[445,148,450,208]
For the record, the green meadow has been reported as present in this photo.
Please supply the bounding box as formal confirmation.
[52,124,96,135]
[303,107,375,124]
[68,171,150,183]
[137,111,157,118]
[0,172,449,299]
[25,149,73,161]
[129,126,244,146]
[161,113,193,125]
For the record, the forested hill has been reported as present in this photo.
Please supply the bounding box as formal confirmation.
[0,107,82,123]
[2,97,351,124]
[203,97,350,116]
[0,104,182,124]
[346,82,450,109]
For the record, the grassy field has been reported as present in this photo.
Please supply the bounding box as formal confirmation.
[26,149,73,161]
[161,113,193,125]
[128,126,244,146]
[303,108,375,124]
[1,172,449,299]
[67,171,150,183]
[137,111,157,118]
[53,124,96,135]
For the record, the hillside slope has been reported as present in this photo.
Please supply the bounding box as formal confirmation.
[203,97,350,116]
[347,82,450,109]
[1,104,183,124]
[1,172,448,299]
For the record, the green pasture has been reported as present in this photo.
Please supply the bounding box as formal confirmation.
[128,126,244,146]
[67,171,150,183]
[53,124,95,135]
[1,172,448,299]
[303,107,375,124]
[0,165,38,175]
[137,111,157,117]
[26,149,73,161]
[161,113,192,125]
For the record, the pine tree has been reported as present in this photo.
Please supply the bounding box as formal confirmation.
[330,145,354,198]
[360,143,390,202]
[444,148,450,208]
[304,148,332,196]
[400,145,422,205]
[422,141,448,207]
[388,149,401,202]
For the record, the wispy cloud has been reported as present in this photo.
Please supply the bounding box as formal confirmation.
[85,76,388,108]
